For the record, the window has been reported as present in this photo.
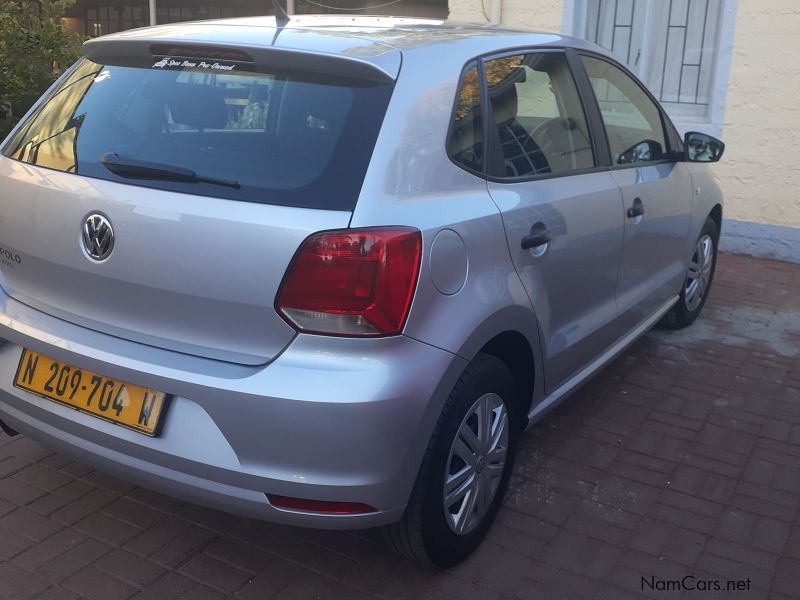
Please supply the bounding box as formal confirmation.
[2,59,394,210]
[570,0,731,131]
[448,64,484,173]
[582,56,667,165]
[485,52,594,179]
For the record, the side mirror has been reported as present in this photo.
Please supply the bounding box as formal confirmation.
[684,131,725,163]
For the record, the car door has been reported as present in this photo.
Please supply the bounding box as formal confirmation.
[579,55,694,327]
[482,50,627,393]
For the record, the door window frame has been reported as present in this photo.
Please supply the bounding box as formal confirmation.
[573,50,684,171]
[445,60,488,178]
[479,47,603,183]
[444,46,686,184]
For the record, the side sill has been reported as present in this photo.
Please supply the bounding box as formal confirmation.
[526,295,678,427]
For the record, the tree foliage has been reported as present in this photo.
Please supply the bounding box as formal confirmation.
[0,0,82,138]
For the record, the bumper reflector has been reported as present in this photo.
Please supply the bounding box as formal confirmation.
[267,494,378,515]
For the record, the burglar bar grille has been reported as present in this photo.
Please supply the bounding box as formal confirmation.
[584,0,722,117]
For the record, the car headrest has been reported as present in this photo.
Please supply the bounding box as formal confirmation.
[278,82,350,136]
[167,84,228,129]
[490,80,519,124]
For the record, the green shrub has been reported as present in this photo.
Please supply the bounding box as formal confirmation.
[0,0,83,139]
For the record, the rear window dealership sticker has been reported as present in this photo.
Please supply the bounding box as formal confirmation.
[152,57,237,71]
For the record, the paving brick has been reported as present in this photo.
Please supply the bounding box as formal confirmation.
[27,480,95,517]
[51,488,119,526]
[773,558,800,597]
[148,526,217,569]
[76,511,143,546]
[0,524,36,560]
[12,529,87,571]
[178,552,252,593]
[564,511,631,547]
[62,566,138,600]
[125,516,192,558]
[94,549,166,588]
[729,492,796,523]
[697,472,737,505]
[175,504,243,533]
[30,586,80,600]
[176,585,226,600]
[706,537,779,572]
[0,477,50,505]
[660,489,724,519]
[11,464,73,493]
[555,436,621,470]
[616,449,674,474]
[102,498,167,531]
[0,455,32,478]
[235,558,305,600]
[0,562,51,600]
[504,480,582,525]
[340,549,404,594]
[546,529,622,579]
[35,537,113,584]
[128,572,195,600]
[273,572,373,600]
[750,516,791,554]
[716,509,757,545]
[203,537,274,574]
[772,464,800,494]
[4,439,53,463]
[494,507,559,542]
[650,503,717,535]
[697,553,773,591]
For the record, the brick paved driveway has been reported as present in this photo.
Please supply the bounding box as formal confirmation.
[1,253,799,600]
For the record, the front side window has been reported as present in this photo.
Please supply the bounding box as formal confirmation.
[485,52,594,179]
[447,63,484,173]
[581,56,668,165]
[2,58,393,210]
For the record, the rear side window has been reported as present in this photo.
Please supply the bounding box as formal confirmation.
[485,53,594,179]
[581,56,667,165]
[1,59,393,210]
[447,63,484,173]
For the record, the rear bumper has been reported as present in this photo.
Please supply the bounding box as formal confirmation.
[0,291,466,528]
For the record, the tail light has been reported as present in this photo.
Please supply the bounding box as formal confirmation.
[276,227,422,337]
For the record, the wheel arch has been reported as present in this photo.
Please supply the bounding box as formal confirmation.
[478,331,537,428]
[709,203,723,238]
[453,304,544,428]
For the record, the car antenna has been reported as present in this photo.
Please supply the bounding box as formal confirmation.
[273,0,290,28]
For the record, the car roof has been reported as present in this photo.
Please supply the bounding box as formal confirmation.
[86,16,608,81]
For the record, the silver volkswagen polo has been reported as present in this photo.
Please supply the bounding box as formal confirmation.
[0,16,724,566]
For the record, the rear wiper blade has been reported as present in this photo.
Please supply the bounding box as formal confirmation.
[100,153,240,189]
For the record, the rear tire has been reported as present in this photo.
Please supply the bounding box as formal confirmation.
[660,217,719,330]
[385,353,519,568]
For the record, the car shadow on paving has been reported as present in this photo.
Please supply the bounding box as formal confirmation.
[1,253,799,600]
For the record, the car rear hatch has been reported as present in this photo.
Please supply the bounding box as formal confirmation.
[0,28,398,364]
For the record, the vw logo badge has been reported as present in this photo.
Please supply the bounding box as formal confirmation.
[82,213,115,261]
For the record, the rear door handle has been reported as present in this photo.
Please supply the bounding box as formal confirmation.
[627,197,645,218]
[521,223,552,250]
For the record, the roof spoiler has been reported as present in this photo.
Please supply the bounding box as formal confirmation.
[82,38,398,83]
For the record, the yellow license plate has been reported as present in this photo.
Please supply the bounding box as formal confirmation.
[14,349,168,436]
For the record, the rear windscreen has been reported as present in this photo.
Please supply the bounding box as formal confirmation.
[1,59,393,210]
